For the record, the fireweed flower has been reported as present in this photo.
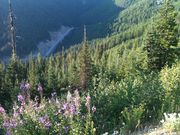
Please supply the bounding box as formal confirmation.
[3,119,10,128]
[62,103,70,116]
[18,106,24,114]
[25,82,30,90]
[45,121,51,128]
[85,94,91,112]
[20,81,25,90]
[17,95,24,103]
[9,119,17,128]
[62,103,70,110]
[3,118,17,129]
[74,90,81,111]
[62,103,77,116]
[20,81,30,91]
[6,131,12,135]
[70,104,76,115]
[39,115,51,129]
[39,116,46,123]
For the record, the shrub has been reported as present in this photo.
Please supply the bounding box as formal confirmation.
[160,63,180,112]
[121,104,144,133]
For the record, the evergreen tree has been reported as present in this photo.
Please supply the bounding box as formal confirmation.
[146,0,178,71]
[79,26,92,90]
[46,56,57,95]
[27,58,39,96]
[146,29,165,70]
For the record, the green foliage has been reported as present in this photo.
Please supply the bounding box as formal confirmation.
[78,28,92,90]
[160,63,180,112]
[146,0,179,71]
[121,105,144,132]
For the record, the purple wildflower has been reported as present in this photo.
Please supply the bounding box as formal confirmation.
[6,131,12,135]
[85,94,91,112]
[9,119,17,128]
[39,116,46,124]
[17,95,24,103]
[39,115,51,129]
[20,81,30,91]
[70,104,76,115]
[3,119,10,128]
[85,94,91,107]
[20,82,25,90]
[25,82,30,90]
[62,103,70,110]
[0,106,5,114]
[45,121,51,128]
[18,106,24,114]
[74,90,81,110]
[3,118,17,129]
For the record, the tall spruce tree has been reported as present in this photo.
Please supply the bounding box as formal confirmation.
[146,0,178,71]
[146,29,163,70]
[27,58,38,96]
[47,56,57,94]
[79,26,92,90]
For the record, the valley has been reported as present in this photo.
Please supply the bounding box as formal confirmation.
[0,0,120,59]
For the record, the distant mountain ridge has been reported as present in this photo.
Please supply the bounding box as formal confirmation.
[0,0,179,59]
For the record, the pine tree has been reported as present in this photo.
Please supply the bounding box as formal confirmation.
[157,0,178,65]
[47,56,57,94]
[79,26,92,90]
[146,0,178,71]
[28,58,39,96]
[146,29,165,70]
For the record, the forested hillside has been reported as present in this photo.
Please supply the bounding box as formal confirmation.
[0,0,120,58]
[0,0,180,135]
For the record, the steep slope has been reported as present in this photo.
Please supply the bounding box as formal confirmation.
[0,0,120,59]
[0,0,179,59]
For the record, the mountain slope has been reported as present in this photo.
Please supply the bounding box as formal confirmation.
[0,0,179,59]
[0,0,120,59]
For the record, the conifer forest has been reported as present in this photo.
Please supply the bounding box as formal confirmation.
[0,0,180,134]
